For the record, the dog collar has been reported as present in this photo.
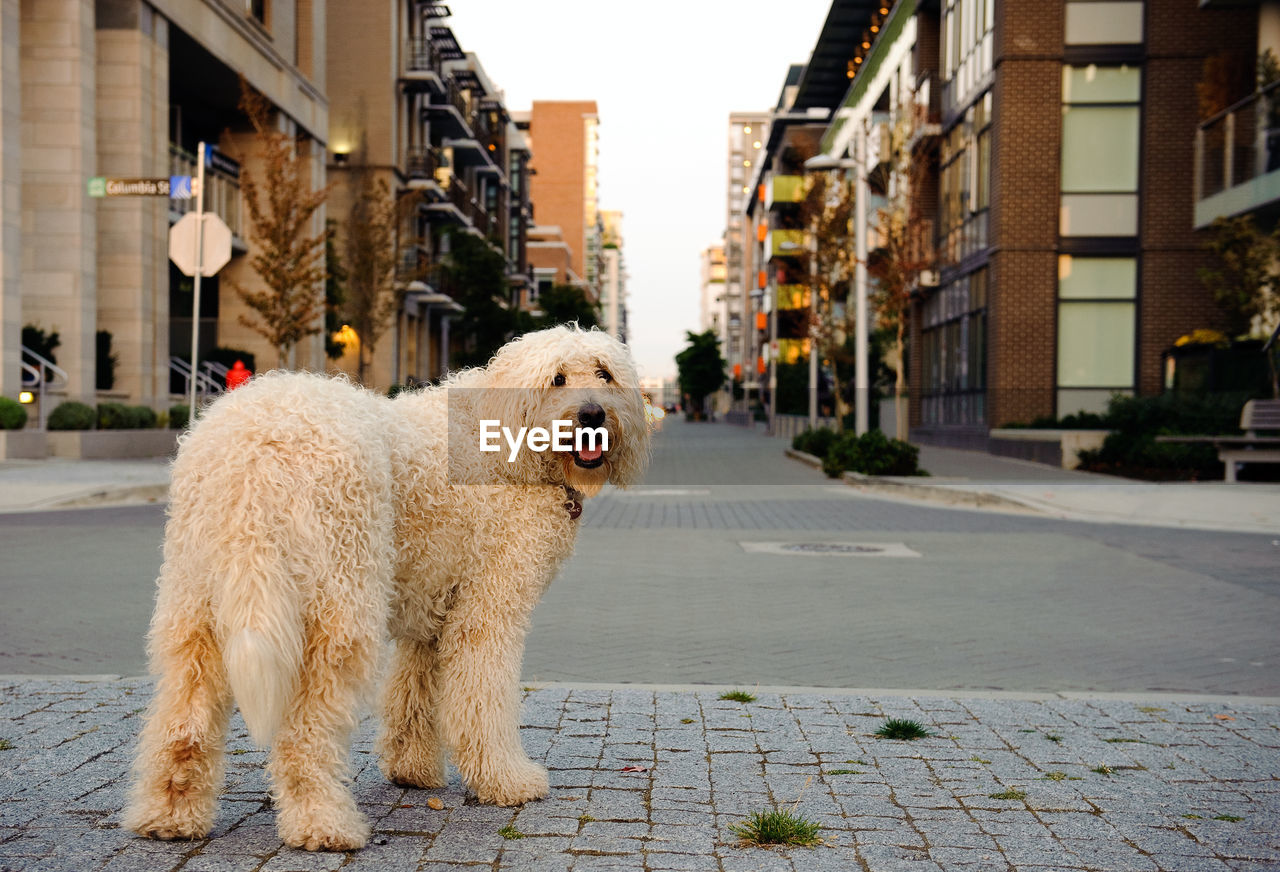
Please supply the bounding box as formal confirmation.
[563,485,583,520]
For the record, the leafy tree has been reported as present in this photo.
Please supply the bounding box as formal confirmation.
[675,329,726,420]
[342,165,415,385]
[1197,215,1280,337]
[231,80,330,368]
[868,99,940,438]
[533,283,600,330]
[798,167,856,427]
[440,231,517,369]
[323,219,348,360]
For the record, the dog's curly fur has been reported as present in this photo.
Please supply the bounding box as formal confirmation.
[123,326,649,851]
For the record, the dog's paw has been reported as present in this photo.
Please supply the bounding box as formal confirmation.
[380,756,447,790]
[473,759,549,806]
[277,808,370,853]
[124,798,214,841]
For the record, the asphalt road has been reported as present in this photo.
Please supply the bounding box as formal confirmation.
[1,419,1277,695]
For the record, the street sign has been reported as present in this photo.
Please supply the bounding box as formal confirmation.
[88,177,173,197]
[168,212,233,277]
[169,176,194,200]
[203,145,240,179]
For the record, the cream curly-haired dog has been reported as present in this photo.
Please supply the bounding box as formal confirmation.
[124,325,649,851]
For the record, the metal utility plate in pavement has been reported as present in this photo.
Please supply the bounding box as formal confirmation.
[738,541,922,557]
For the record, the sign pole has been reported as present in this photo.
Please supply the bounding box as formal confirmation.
[188,142,207,419]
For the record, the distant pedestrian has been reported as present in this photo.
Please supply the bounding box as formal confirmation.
[225,359,252,390]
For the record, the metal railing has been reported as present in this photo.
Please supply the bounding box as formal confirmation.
[403,38,439,76]
[1195,80,1280,202]
[169,357,222,402]
[19,345,68,430]
[406,146,439,181]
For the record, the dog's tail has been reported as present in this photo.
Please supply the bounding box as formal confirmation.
[219,534,305,748]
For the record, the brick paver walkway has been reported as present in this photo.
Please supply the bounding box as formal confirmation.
[1,678,1276,871]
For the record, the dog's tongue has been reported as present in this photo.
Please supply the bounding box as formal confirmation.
[578,445,603,462]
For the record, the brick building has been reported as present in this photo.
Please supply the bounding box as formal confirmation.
[803,0,1261,445]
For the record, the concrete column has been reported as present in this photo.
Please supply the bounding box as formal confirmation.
[0,0,21,400]
[20,0,97,403]
[95,0,168,406]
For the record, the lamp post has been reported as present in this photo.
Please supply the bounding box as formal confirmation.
[803,151,866,435]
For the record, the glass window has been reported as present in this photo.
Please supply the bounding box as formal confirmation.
[1062,64,1141,103]
[1058,302,1135,387]
[1065,2,1144,45]
[1060,193,1138,236]
[1058,256,1137,299]
[1061,106,1140,192]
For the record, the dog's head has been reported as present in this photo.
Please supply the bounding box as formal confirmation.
[478,325,650,496]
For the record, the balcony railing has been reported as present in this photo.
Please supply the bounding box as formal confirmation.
[405,146,439,181]
[1195,80,1280,225]
[403,38,439,77]
[169,144,243,238]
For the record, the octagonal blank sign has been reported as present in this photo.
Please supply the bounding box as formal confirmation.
[169,212,233,277]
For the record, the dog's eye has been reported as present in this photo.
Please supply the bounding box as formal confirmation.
[552,373,566,387]
[596,368,613,383]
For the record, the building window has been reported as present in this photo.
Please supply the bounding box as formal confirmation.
[941,0,995,112]
[1060,65,1141,237]
[1057,256,1136,415]
[939,92,991,264]
[921,267,987,426]
[1064,1,1143,45]
[247,0,268,27]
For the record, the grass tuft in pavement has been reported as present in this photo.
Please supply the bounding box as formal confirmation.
[720,690,756,703]
[0,738,13,751]
[498,824,524,840]
[989,788,1027,801]
[874,718,933,740]
[730,808,822,847]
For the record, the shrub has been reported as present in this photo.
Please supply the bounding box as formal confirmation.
[97,402,133,430]
[130,405,158,429]
[0,396,27,430]
[822,430,923,478]
[792,426,837,459]
[1076,392,1253,480]
[47,401,96,431]
[169,404,190,430]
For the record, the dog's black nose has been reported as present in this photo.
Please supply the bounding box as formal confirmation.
[577,403,605,428]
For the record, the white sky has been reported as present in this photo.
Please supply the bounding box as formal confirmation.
[443,1,837,379]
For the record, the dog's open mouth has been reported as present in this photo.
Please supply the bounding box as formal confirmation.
[572,444,606,469]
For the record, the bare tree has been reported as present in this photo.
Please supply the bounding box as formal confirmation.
[231,80,330,368]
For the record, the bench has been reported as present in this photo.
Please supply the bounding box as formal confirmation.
[1156,399,1280,482]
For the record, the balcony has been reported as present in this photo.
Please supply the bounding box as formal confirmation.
[423,175,471,226]
[766,228,806,260]
[401,38,444,92]
[765,175,804,210]
[423,80,474,139]
[405,147,441,190]
[1194,81,1280,228]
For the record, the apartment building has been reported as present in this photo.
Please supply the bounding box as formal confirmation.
[522,101,602,305]
[722,112,770,391]
[1,0,327,414]
[326,3,531,386]
[600,209,627,341]
[798,0,1259,444]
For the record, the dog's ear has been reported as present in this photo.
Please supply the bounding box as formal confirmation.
[599,347,652,489]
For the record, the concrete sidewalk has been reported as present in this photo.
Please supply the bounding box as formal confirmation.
[783,441,1280,535]
[1,677,1277,872]
[0,458,169,513]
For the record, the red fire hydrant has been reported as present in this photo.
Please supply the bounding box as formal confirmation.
[225,359,252,390]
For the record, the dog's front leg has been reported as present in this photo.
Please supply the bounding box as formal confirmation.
[435,576,549,806]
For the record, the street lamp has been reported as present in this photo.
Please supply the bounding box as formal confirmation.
[803,151,868,435]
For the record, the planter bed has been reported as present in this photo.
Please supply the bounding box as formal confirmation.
[987,428,1108,470]
[46,429,179,459]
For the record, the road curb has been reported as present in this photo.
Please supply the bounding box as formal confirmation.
[784,446,1040,514]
